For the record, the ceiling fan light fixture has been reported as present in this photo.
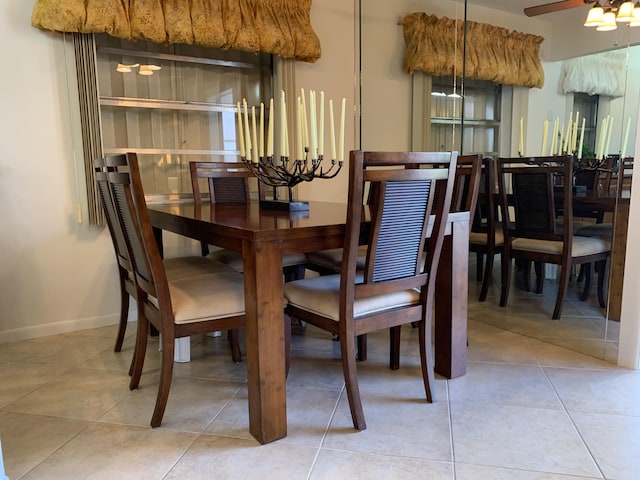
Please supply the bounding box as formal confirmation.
[616,1,635,22]
[584,4,605,26]
[596,11,618,30]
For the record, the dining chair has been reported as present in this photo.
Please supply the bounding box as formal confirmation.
[107,153,246,428]
[468,157,507,301]
[283,150,457,430]
[94,156,136,353]
[497,155,611,319]
[189,161,307,281]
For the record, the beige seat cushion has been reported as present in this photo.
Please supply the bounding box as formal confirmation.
[576,223,613,238]
[512,236,610,256]
[305,245,368,272]
[283,273,419,321]
[208,249,307,272]
[469,231,504,247]
[149,257,246,324]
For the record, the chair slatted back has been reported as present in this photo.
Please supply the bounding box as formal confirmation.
[451,154,482,215]
[471,157,497,235]
[94,156,132,272]
[343,151,457,301]
[617,156,634,194]
[497,155,572,244]
[190,161,259,205]
[107,154,167,305]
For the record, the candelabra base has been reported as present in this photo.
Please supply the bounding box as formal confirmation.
[259,199,309,212]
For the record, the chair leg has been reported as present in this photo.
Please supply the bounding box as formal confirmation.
[597,259,608,308]
[418,314,436,403]
[227,329,242,363]
[579,263,593,301]
[129,310,149,390]
[115,280,129,353]
[151,332,176,428]
[339,327,366,430]
[475,252,484,282]
[553,265,571,320]
[356,334,367,361]
[478,252,494,302]
[534,261,544,294]
[499,254,511,307]
[389,326,401,370]
[522,260,532,292]
[284,314,292,377]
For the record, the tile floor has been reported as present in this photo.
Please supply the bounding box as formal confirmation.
[1,273,639,479]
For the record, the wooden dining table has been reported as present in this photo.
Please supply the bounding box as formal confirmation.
[148,200,469,444]
[573,191,631,321]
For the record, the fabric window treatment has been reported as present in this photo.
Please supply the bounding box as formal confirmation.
[400,12,544,89]
[561,52,626,98]
[31,0,321,62]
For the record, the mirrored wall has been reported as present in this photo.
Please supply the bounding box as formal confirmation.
[359,0,638,362]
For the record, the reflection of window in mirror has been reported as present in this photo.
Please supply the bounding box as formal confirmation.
[573,92,598,159]
[413,75,501,159]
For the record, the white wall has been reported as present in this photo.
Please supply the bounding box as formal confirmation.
[0,2,125,341]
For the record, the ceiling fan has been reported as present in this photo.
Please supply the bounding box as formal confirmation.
[524,0,600,17]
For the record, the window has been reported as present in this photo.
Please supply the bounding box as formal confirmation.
[94,34,273,204]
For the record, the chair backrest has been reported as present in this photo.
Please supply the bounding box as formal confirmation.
[94,155,133,274]
[616,156,634,194]
[451,154,482,215]
[471,157,499,233]
[497,155,573,245]
[342,151,457,305]
[190,161,255,205]
[107,153,172,316]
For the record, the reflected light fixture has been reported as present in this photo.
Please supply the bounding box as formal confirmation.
[584,1,640,31]
[116,63,162,75]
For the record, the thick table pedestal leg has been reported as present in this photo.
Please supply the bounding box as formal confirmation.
[434,217,468,379]
[243,240,287,444]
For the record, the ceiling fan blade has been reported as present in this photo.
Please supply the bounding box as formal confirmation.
[524,0,592,17]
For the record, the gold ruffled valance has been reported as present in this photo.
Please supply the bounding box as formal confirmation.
[400,12,544,88]
[31,0,321,62]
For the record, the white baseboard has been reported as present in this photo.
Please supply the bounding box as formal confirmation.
[0,309,136,344]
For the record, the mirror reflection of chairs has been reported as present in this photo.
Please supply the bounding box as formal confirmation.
[496,155,611,320]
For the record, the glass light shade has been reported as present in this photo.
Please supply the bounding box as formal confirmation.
[116,64,132,73]
[630,6,640,26]
[596,11,618,30]
[138,65,153,75]
[616,1,635,22]
[584,6,604,26]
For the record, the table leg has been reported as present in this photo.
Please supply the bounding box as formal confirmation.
[242,240,287,444]
[434,219,468,379]
[608,201,630,321]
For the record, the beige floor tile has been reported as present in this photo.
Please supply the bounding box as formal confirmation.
[323,372,452,462]
[454,462,600,479]
[544,367,640,416]
[526,337,620,370]
[99,375,243,432]
[20,422,197,480]
[448,363,563,409]
[5,368,130,421]
[163,434,317,480]
[450,401,601,477]
[466,320,540,365]
[0,361,69,409]
[310,449,454,480]
[0,412,88,480]
[571,412,640,480]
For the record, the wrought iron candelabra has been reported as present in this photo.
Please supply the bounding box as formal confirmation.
[242,149,343,211]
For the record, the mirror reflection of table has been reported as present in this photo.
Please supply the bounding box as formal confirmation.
[148,201,469,443]
[573,192,631,321]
